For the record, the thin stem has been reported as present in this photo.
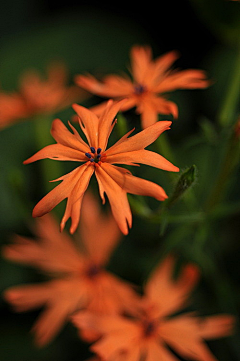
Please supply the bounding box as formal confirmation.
[218,47,240,128]
[204,123,240,211]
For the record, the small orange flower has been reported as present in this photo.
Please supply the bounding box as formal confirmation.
[72,256,235,361]
[0,90,29,129]
[24,99,179,235]
[2,192,139,347]
[0,62,88,129]
[75,45,210,128]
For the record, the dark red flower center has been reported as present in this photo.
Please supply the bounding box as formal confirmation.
[86,263,101,278]
[134,83,147,95]
[142,320,157,338]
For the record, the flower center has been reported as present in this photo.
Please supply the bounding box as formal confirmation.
[85,147,103,163]
[142,320,157,338]
[134,83,147,95]
[86,263,101,278]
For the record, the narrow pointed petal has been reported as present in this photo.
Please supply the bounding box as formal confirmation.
[106,120,172,155]
[99,74,133,96]
[3,283,51,312]
[101,163,168,201]
[155,69,210,93]
[105,149,179,172]
[98,99,127,151]
[72,103,99,148]
[32,165,85,218]
[50,118,89,152]
[146,340,179,361]
[32,302,71,347]
[130,45,152,84]
[198,315,235,339]
[95,165,132,235]
[79,191,121,266]
[139,100,159,128]
[23,143,86,164]
[153,50,179,79]
[160,316,219,361]
[60,164,94,233]
[75,73,133,97]
[145,256,199,317]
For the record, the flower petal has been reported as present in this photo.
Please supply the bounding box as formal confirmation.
[75,73,133,97]
[32,165,86,218]
[50,118,89,152]
[23,143,86,164]
[72,103,99,149]
[32,303,70,347]
[101,163,168,201]
[130,45,152,84]
[98,99,127,151]
[145,256,199,317]
[160,316,219,361]
[198,315,235,339]
[105,149,179,172]
[3,283,51,312]
[79,191,122,266]
[106,120,172,155]
[95,165,132,235]
[59,164,94,233]
[146,339,179,361]
[155,69,210,93]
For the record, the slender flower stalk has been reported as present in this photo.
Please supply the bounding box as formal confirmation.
[75,45,210,128]
[24,99,179,235]
[72,256,235,361]
[2,192,140,347]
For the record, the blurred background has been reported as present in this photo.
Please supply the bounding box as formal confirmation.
[0,0,239,360]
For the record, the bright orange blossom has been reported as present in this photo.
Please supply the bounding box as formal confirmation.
[75,45,210,128]
[0,62,87,130]
[3,192,139,347]
[72,256,235,361]
[24,99,179,235]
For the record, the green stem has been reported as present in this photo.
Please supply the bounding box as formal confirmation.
[204,124,240,211]
[218,47,240,128]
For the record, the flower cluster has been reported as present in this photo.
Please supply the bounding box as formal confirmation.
[2,44,235,361]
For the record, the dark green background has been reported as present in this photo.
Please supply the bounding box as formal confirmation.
[0,0,239,360]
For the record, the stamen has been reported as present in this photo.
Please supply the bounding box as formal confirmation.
[134,84,146,95]
[97,154,101,159]
[87,264,101,278]
[97,148,102,154]
[143,320,156,337]
[90,147,96,153]
[85,152,92,158]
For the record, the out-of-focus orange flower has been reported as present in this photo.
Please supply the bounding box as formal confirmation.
[0,62,88,130]
[72,256,235,361]
[75,45,210,128]
[24,99,179,235]
[2,192,139,347]
[0,90,29,129]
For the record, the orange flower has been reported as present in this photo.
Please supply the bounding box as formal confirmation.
[2,192,139,347]
[0,89,29,129]
[24,99,179,235]
[0,62,88,129]
[72,256,235,361]
[75,45,210,128]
